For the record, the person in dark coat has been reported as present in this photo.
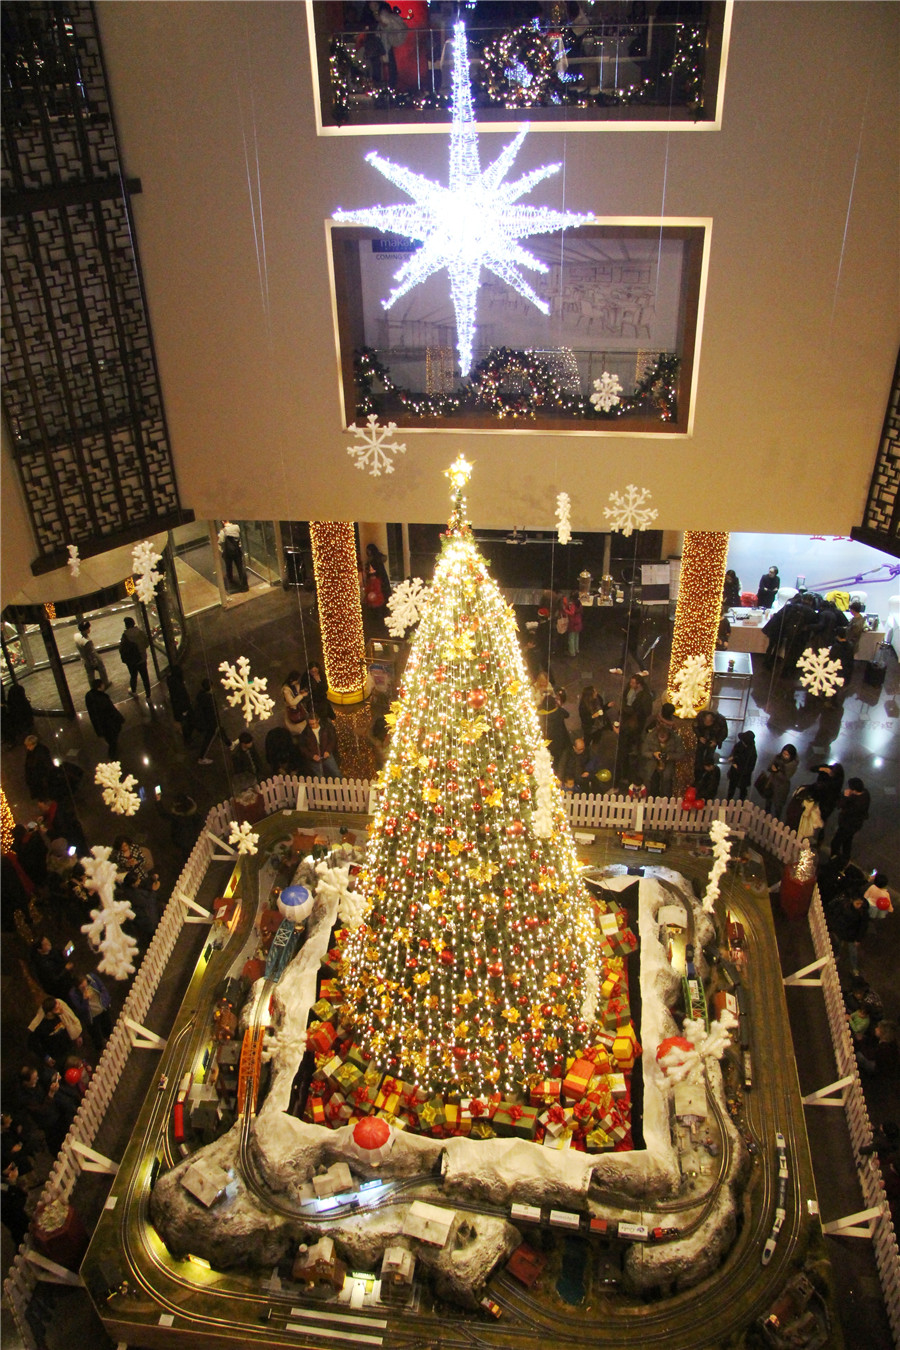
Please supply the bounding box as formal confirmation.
[2,682,34,745]
[781,595,819,677]
[85,679,124,757]
[757,566,780,609]
[165,664,195,743]
[118,616,152,699]
[810,761,845,823]
[830,778,870,865]
[265,726,297,776]
[35,795,86,856]
[828,892,869,974]
[231,731,263,792]
[828,629,855,685]
[726,730,757,800]
[31,938,75,1002]
[28,997,77,1064]
[164,794,199,858]
[298,713,340,778]
[723,569,741,609]
[616,675,653,783]
[692,708,729,782]
[23,733,54,800]
[301,663,334,720]
[11,1066,68,1154]
[1,1161,31,1250]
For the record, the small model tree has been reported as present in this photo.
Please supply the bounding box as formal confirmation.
[341,458,601,1098]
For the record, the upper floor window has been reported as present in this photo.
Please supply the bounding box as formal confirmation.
[310,1,730,132]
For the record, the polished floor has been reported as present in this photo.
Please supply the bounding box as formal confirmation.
[1,578,897,1347]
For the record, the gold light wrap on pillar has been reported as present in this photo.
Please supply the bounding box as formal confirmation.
[667,531,729,710]
[309,522,367,705]
[1,787,14,855]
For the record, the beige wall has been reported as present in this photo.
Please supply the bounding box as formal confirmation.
[12,3,897,572]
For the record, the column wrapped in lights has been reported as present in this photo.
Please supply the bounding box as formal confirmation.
[309,522,367,706]
[339,458,602,1099]
[667,531,729,712]
[1,787,14,855]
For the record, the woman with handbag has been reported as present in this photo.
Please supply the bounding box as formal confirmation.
[282,670,310,740]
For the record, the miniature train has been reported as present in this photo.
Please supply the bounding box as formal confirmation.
[761,1132,789,1266]
[509,1202,678,1243]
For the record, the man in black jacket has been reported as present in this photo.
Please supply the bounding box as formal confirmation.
[830,778,871,866]
[85,679,125,757]
[118,616,152,699]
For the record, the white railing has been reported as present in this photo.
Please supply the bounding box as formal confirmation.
[807,886,900,1341]
[3,779,894,1344]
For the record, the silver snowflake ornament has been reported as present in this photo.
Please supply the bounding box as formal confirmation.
[670,654,711,718]
[590,370,623,413]
[219,655,276,725]
[385,576,429,637]
[347,415,407,477]
[333,20,592,378]
[604,484,658,537]
[797,646,845,698]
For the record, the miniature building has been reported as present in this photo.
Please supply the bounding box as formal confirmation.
[673,1080,708,1124]
[212,1003,237,1042]
[312,1161,354,1200]
[380,1244,415,1303]
[506,1243,547,1288]
[292,1234,346,1291]
[180,1159,234,1209]
[402,1201,456,1248]
[346,1115,394,1167]
[187,1083,223,1141]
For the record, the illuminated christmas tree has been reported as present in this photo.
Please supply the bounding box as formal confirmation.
[340,458,601,1099]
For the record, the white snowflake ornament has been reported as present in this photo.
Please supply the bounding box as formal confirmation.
[590,370,623,414]
[219,655,276,725]
[670,654,711,718]
[797,646,845,698]
[703,819,733,912]
[228,819,259,856]
[555,492,572,545]
[67,544,81,577]
[385,577,429,637]
[347,415,407,477]
[95,762,141,816]
[80,845,140,981]
[604,484,658,537]
[131,539,164,605]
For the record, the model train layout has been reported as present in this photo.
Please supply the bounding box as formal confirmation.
[82,815,835,1349]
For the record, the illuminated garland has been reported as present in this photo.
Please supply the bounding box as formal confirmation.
[339,459,601,1096]
[309,523,367,705]
[354,346,678,424]
[328,23,706,120]
[667,532,729,710]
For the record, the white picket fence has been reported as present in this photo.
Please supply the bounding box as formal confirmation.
[4,779,897,1346]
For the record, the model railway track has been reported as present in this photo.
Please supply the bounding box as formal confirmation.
[237,1023,266,1117]
[112,848,813,1348]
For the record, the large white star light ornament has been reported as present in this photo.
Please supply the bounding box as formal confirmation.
[333,21,592,378]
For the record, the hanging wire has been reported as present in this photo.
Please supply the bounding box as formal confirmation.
[829,70,872,336]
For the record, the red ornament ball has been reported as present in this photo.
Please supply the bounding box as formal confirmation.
[468,689,487,709]
[440,947,454,965]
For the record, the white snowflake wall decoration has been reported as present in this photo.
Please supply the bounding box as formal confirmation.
[347,415,407,478]
[67,544,81,577]
[219,655,276,725]
[228,819,259,856]
[80,845,139,981]
[131,539,163,605]
[590,370,623,414]
[797,646,845,698]
[604,484,658,537]
[703,819,733,913]
[95,761,140,817]
[385,577,429,638]
[555,492,572,545]
[670,653,711,718]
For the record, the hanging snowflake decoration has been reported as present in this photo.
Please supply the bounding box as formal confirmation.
[385,577,429,637]
[228,819,259,856]
[315,858,365,929]
[132,539,164,605]
[590,370,623,414]
[604,484,658,537]
[797,646,845,698]
[670,653,711,718]
[95,762,141,817]
[67,544,81,577]
[347,415,407,477]
[219,655,276,725]
[555,492,572,545]
[81,845,139,980]
[532,743,556,839]
[702,818,733,912]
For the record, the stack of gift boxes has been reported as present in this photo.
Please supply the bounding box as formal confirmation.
[302,901,640,1153]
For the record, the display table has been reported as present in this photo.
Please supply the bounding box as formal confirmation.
[724,609,886,661]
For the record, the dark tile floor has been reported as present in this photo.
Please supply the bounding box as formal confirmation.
[2,580,898,1346]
